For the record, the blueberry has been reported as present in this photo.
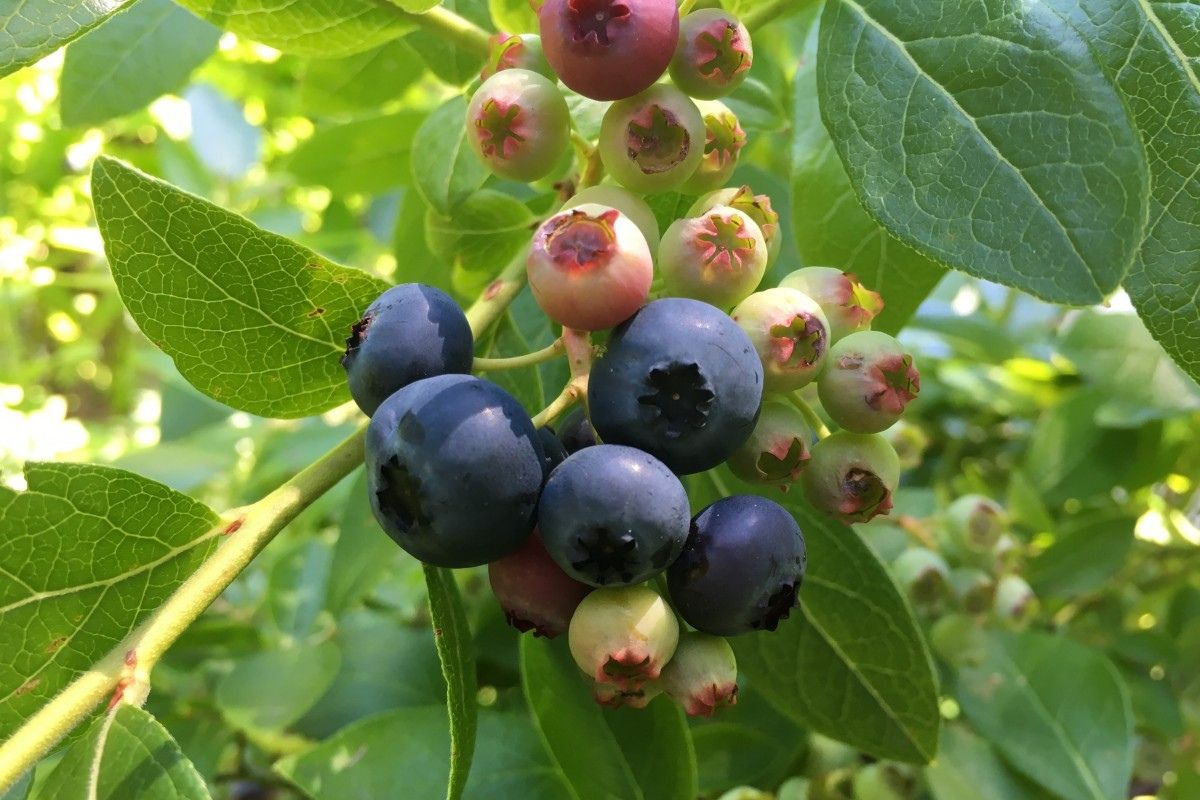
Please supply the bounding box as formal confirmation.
[366,374,543,568]
[342,284,474,416]
[667,495,807,636]
[817,331,919,433]
[538,444,690,587]
[801,431,899,524]
[659,632,738,717]
[568,585,679,689]
[537,427,569,478]
[588,298,764,474]
[557,407,598,453]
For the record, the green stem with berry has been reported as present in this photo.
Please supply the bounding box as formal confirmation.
[474,338,565,371]
[390,4,492,58]
[789,391,832,439]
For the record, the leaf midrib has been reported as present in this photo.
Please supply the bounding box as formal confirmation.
[836,0,1104,298]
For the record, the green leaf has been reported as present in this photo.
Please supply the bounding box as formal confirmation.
[174,0,413,57]
[956,631,1134,800]
[1026,515,1135,600]
[0,462,220,740]
[691,470,940,763]
[1058,311,1200,427]
[925,724,1053,800]
[0,0,138,79]
[299,40,425,116]
[286,112,425,195]
[277,706,575,799]
[327,468,411,615]
[725,78,787,132]
[59,0,219,127]
[520,636,696,800]
[1050,0,1200,382]
[424,565,477,800]
[791,21,944,334]
[413,96,491,216]
[818,0,1147,305]
[690,687,806,797]
[32,705,210,800]
[91,156,389,418]
[488,0,537,35]
[482,312,546,412]
[426,189,536,274]
[215,641,341,732]
[296,610,446,739]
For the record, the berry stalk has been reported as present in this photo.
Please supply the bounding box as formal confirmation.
[789,391,832,439]
[389,4,492,59]
[473,338,566,371]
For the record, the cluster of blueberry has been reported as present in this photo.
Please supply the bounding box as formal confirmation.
[340,0,922,717]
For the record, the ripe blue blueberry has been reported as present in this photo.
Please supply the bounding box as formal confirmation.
[539,444,690,586]
[342,284,474,416]
[537,427,569,479]
[366,374,544,568]
[557,407,598,453]
[667,494,807,636]
[587,298,764,475]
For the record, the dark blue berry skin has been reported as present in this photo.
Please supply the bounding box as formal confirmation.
[342,284,474,416]
[537,427,569,479]
[667,495,807,636]
[538,444,690,587]
[587,298,764,475]
[557,407,597,453]
[366,374,544,568]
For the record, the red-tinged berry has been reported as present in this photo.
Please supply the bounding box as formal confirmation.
[481,32,554,80]
[727,401,814,486]
[660,633,738,717]
[467,68,570,182]
[564,184,660,252]
[539,0,679,101]
[568,586,679,689]
[593,679,662,709]
[527,203,653,331]
[599,85,705,193]
[659,206,766,308]
[780,267,883,342]
[669,8,753,100]
[680,101,746,195]
[689,185,781,266]
[732,287,830,392]
[488,530,593,638]
[817,331,919,433]
[802,431,900,524]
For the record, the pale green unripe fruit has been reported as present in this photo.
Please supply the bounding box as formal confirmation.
[994,574,1038,628]
[817,331,920,434]
[727,401,815,486]
[945,494,1006,554]
[564,184,661,253]
[660,632,738,717]
[732,287,831,392]
[780,266,884,342]
[950,568,996,614]
[802,431,900,524]
[929,613,987,667]
[659,206,766,308]
[568,586,679,689]
[891,547,951,604]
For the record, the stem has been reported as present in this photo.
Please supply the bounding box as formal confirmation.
[578,146,605,191]
[0,426,367,792]
[531,384,580,429]
[678,0,699,16]
[391,4,491,58]
[789,392,831,439]
[465,251,529,337]
[473,339,565,371]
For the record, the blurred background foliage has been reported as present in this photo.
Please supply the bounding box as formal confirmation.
[2,1,1200,799]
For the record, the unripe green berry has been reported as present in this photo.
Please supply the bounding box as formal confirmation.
[481,32,554,81]
[727,401,814,486]
[994,574,1038,628]
[944,494,1006,555]
[929,613,987,667]
[659,206,766,308]
[660,632,738,717]
[732,288,831,392]
[669,8,753,100]
[689,185,781,266]
[592,679,662,709]
[852,763,911,800]
[891,547,951,605]
[817,331,920,433]
[780,267,884,342]
[467,68,570,182]
[802,431,900,524]
[568,585,679,689]
[599,84,704,193]
[950,568,996,614]
[680,100,746,195]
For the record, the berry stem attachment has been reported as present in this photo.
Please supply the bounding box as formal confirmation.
[473,338,566,371]
[532,328,594,428]
[0,425,368,791]
[678,0,700,16]
[531,383,581,429]
[388,4,492,58]
[789,391,831,439]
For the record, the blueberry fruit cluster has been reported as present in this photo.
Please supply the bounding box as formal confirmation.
[343,2,923,717]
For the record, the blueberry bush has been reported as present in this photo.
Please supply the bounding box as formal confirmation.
[1,1,1199,799]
